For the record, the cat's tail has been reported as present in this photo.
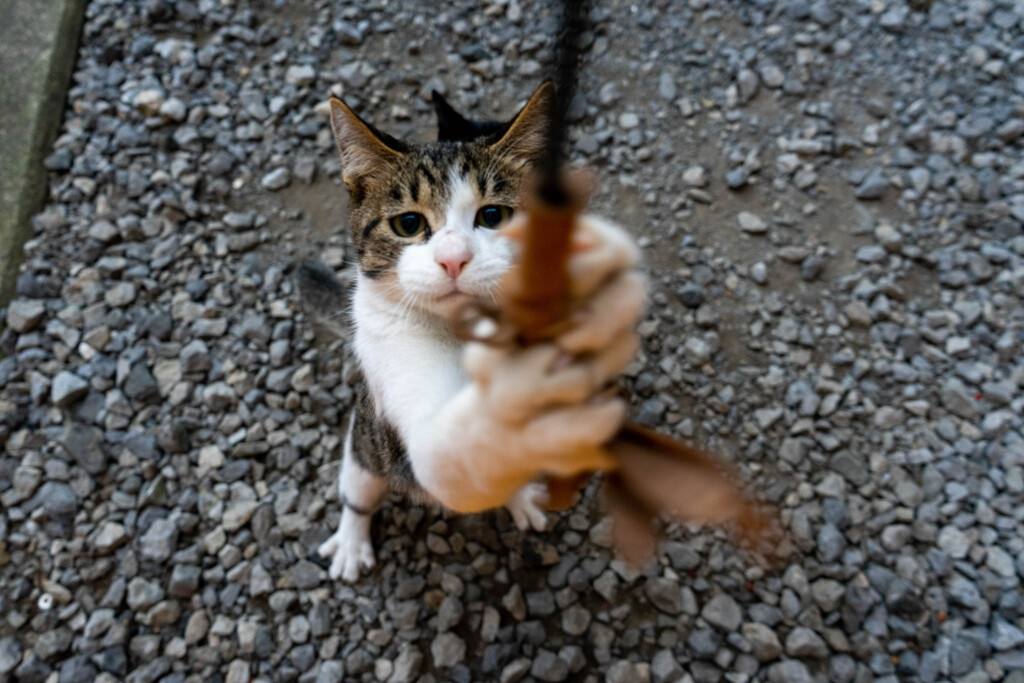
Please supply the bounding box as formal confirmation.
[295,259,352,340]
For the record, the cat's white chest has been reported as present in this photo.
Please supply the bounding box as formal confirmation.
[352,280,467,447]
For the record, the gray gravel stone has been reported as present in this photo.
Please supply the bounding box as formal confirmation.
[726,167,749,189]
[561,604,591,635]
[127,576,164,610]
[785,626,829,658]
[855,170,888,199]
[702,593,742,631]
[261,167,292,190]
[124,362,158,401]
[759,64,784,88]
[6,299,45,332]
[57,655,96,683]
[290,560,325,589]
[0,637,21,675]
[651,649,684,682]
[644,577,683,614]
[430,632,465,667]
[743,622,782,662]
[436,595,463,631]
[104,282,136,307]
[168,564,201,597]
[51,371,89,406]
[810,579,845,612]
[606,660,647,683]
[92,522,128,552]
[225,660,249,683]
[222,501,259,532]
[388,648,420,682]
[530,650,569,682]
[751,262,768,284]
[737,211,768,233]
[286,64,316,86]
[940,379,979,419]
[937,525,970,559]
[687,628,719,658]
[683,166,708,187]
[37,481,77,517]
[500,658,531,683]
[767,660,813,683]
[180,339,211,373]
[138,518,177,562]
[59,422,105,474]
[991,619,1024,651]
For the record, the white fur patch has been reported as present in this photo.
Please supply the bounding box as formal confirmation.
[352,281,466,449]
[393,175,513,316]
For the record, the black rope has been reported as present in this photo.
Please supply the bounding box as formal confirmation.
[538,0,590,207]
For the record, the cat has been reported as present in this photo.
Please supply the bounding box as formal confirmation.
[300,82,646,582]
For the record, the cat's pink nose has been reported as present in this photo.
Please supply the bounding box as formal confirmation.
[437,254,470,279]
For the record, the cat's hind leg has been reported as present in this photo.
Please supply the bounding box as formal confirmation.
[505,481,549,531]
[318,416,387,582]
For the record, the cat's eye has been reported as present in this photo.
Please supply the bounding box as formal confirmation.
[474,205,513,229]
[389,212,428,238]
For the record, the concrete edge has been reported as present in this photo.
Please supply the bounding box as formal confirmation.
[0,0,88,308]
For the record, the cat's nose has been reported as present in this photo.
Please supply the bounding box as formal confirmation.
[437,253,471,279]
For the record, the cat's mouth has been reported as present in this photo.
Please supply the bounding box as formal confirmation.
[435,287,468,302]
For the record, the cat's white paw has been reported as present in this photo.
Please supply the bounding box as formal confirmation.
[318,526,375,583]
[506,482,550,531]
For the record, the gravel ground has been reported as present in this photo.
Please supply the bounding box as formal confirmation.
[2,0,1024,682]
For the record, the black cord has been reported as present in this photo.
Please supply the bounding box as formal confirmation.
[538,0,590,206]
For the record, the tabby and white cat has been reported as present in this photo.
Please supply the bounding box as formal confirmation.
[302,83,646,582]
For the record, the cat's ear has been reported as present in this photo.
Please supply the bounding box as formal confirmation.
[432,90,478,142]
[329,98,408,181]
[489,81,554,160]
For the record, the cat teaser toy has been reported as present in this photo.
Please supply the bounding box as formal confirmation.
[456,0,775,565]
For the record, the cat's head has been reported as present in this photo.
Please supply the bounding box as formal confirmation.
[328,82,553,317]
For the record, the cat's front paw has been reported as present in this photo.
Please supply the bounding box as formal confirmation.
[418,214,645,514]
[452,215,644,493]
[318,526,375,583]
[505,482,550,531]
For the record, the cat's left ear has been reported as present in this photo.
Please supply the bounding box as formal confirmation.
[489,81,554,160]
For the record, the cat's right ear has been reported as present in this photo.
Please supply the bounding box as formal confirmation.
[329,98,407,181]
[488,81,554,160]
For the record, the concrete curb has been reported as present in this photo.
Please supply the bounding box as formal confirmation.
[0,0,88,305]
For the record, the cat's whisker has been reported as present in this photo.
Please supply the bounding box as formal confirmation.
[399,293,417,325]
[395,288,423,327]
[409,293,425,325]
